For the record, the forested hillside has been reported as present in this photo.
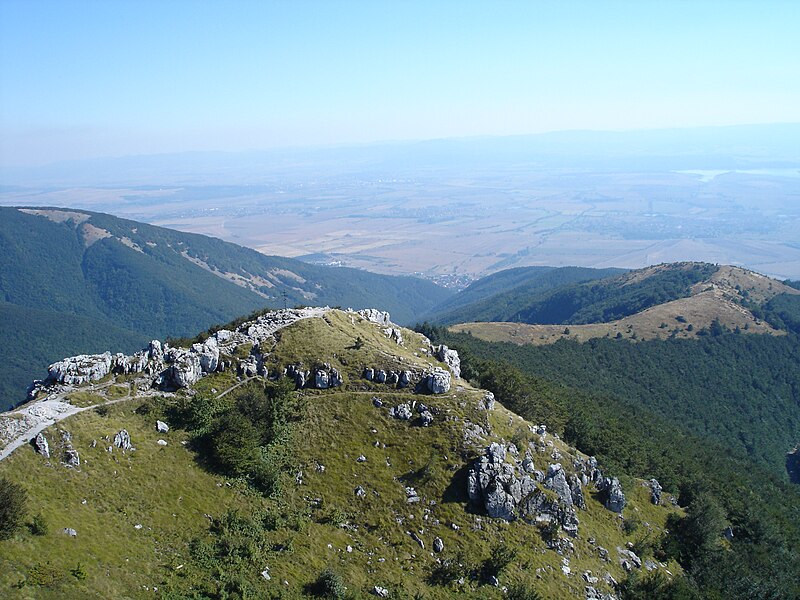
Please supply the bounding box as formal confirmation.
[419,323,800,598]
[428,263,714,325]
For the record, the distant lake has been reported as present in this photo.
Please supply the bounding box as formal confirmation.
[676,169,800,182]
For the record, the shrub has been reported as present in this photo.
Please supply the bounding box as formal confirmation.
[507,582,543,600]
[30,513,49,536]
[0,477,28,539]
[308,568,346,599]
[481,542,517,581]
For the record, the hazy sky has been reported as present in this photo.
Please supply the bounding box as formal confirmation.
[1,0,799,167]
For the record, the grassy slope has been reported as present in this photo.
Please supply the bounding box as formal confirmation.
[0,312,680,599]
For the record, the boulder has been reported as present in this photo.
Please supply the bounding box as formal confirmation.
[364,368,375,381]
[156,420,169,434]
[599,477,626,513]
[649,478,662,505]
[315,369,330,389]
[545,464,573,507]
[375,370,387,383]
[435,345,461,378]
[479,392,496,411]
[294,370,306,389]
[389,403,412,420]
[33,432,50,458]
[398,371,412,388]
[372,585,390,597]
[426,368,451,394]
[193,338,219,373]
[433,537,444,553]
[113,429,133,451]
[165,350,202,388]
[420,411,433,427]
[64,449,80,468]
[329,368,343,387]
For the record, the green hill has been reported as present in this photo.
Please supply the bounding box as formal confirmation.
[0,309,684,599]
[0,207,453,409]
[427,263,715,326]
[423,266,625,325]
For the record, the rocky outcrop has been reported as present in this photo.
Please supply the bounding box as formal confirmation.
[33,432,49,458]
[164,349,203,388]
[426,368,451,394]
[113,429,133,451]
[598,477,626,513]
[48,352,112,385]
[435,345,461,378]
[787,446,800,484]
[389,403,412,420]
[648,478,662,505]
[358,309,391,326]
[479,392,496,411]
[468,443,589,536]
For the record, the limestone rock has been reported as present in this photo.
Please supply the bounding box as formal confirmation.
[375,370,387,384]
[435,345,461,378]
[358,309,391,326]
[48,352,113,385]
[599,477,626,513]
[398,370,412,388]
[433,537,444,553]
[165,349,202,388]
[649,478,662,505]
[389,403,412,420]
[364,368,375,381]
[63,527,78,537]
[114,429,133,451]
[420,411,433,427]
[479,392,496,411]
[372,585,390,597]
[33,432,50,458]
[426,368,451,394]
[315,369,329,389]
[329,368,343,387]
[156,420,169,434]
[64,449,80,468]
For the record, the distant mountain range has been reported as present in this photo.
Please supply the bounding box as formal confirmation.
[0,207,453,409]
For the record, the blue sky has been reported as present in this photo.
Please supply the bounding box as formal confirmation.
[1,0,798,167]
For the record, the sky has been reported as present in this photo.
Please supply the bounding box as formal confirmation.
[1,0,799,167]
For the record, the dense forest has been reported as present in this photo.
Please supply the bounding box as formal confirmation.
[418,323,800,598]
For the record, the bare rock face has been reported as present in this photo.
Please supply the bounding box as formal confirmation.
[48,352,113,385]
[426,368,451,394]
[435,345,461,378]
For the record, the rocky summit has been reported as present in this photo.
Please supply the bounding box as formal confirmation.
[0,307,682,598]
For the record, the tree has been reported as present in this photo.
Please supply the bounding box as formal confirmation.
[0,477,28,539]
